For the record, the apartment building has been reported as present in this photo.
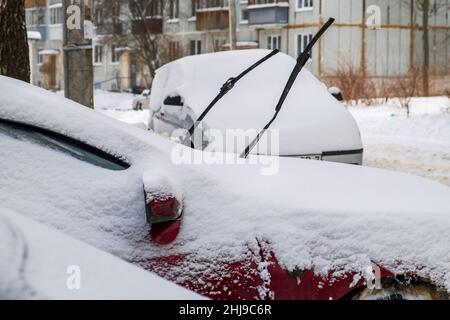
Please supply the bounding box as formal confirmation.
[91,0,261,91]
[26,0,450,93]
[94,0,448,91]
[248,0,450,79]
[92,2,127,91]
[25,0,64,90]
[163,1,258,56]
[25,0,124,91]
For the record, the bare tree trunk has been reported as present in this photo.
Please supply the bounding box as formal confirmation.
[0,0,30,82]
[422,0,430,96]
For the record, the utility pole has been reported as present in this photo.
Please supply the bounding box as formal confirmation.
[63,0,94,108]
[360,0,367,78]
[228,0,237,50]
[421,0,430,96]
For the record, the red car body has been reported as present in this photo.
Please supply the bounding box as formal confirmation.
[146,219,394,300]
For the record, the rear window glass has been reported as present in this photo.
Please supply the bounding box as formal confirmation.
[0,119,130,171]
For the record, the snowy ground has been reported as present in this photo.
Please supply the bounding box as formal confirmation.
[94,90,150,126]
[348,97,450,186]
[94,91,450,186]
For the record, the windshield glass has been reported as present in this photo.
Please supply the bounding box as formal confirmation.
[0,120,129,171]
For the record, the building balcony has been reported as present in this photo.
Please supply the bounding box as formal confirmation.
[25,0,47,8]
[247,0,289,26]
[196,9,229,30]
[131,17,163,35]
[195,0,229,31]
[27,25,47,41]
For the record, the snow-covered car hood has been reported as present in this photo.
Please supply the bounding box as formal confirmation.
[1,76,450,291]
[0,206,203,300]
[150,49,362,155]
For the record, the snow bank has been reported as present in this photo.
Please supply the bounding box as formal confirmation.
[349,96,450,146]
[1,76,450,296]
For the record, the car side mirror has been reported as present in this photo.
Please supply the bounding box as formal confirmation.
[163,95,184,106]
[143,172,183,245]
[328,87,344,102]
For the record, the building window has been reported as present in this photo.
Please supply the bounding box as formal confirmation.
[213,38,227,52]
[26,8,45,26]
[37,50,44,65]
[95,7,104,26]
[297,0,313,11]
[169,41,181,60]
[297,33,313,57]
[197,0,230,10]
[169,0,180,19]
[49,5,63,25]
[240,8,249,24]
[191,0,197,16]
[26,9,36,26]
[141,0,162,17]
[190,40,202,55]
[267,35,282,50]
[94,45,103,64]
[111,45,120,63]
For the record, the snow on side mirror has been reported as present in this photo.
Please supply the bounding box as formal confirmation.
[143,171,183,224]
[143,171,183,245]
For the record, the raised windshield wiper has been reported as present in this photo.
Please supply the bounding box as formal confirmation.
[184,49,280,147]
[241,18,335,159]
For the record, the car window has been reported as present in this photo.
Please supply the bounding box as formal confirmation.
[0,119,130,171]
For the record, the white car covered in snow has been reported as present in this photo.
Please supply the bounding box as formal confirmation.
[148,50,363,165]
[1,76,450,300]
[132,89,151,111]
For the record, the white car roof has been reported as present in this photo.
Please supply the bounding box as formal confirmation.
[1,76,450,293]
[151,49,362,154]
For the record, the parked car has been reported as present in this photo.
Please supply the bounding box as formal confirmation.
[0,206,203,300]
[149,50,363,165]
[132,89,151,110]
[1,76,450,300]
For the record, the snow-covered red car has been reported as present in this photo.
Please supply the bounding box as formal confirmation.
[149,49,364,165]
[1,76,450,300]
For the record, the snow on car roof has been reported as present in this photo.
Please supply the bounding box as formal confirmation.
[1,76,450,294]
[151,49,362,154]
[0,206,204,299]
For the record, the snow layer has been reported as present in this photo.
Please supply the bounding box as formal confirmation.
[150,49,362,155]
[0,207,204,300]
[1,76,450,296]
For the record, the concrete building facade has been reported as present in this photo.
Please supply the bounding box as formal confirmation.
[26,0,450,93]
[26,0,64,90]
